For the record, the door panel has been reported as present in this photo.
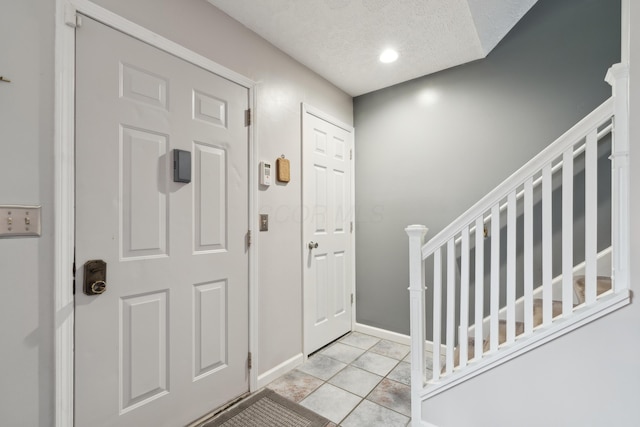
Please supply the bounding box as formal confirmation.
[193,280,227,378]
[334,252,346,315]
[121,290,170,412]
[194,142,227,252]
[75,17,249,427]
[303,108,354,354]
[121,127,169,258]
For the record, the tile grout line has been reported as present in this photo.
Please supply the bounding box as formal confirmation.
[221,333,412,427]
[305,334,412,425]
[336,361,409,425]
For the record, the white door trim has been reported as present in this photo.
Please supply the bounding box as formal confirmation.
[54,1,258,425]
[301,103,356,356]
[303,104,354,133]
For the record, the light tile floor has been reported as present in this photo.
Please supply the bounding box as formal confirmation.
[267,332,415,427]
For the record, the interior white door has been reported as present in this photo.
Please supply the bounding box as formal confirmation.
[303,106,354,354]
[75,17,250,427]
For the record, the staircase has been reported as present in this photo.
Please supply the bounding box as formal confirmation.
[405,64,631,426]
[449,275,611,370]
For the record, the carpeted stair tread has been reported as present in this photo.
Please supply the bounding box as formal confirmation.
[481,320,524,352]
[440,275,613,375]
[448,319,525,371]
[449,336,477,369]
[573,275,612,304]
[532,298,563,327]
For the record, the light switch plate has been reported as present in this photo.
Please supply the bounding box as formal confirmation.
[259,214,268,231]
[0,205,41,237]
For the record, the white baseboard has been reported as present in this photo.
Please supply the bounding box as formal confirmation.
[426,341,448,355]
[354,323,447,355]
[256,353,304,389]
[354,323,410,345]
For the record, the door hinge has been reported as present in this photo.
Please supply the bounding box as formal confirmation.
[350,221,353,233]
[351,293,354,305]
[246,229,252,247]
[350,148,353,160]
[72,258,76,295]
[245,109,252,127]
[248,352,253,370]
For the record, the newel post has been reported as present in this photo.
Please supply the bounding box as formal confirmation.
[606,63,630,291]
[406,224,428,426]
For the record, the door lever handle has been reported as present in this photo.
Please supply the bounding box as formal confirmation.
[308,241,319,250]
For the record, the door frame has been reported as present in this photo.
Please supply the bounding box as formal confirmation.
[301,103,356,357]
[54,1,259,425]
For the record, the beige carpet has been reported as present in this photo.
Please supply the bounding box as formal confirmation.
[203,389,330,427]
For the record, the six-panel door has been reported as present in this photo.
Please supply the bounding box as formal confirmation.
[303,108,354,354]
[75,17,249,427]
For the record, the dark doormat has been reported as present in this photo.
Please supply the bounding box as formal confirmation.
[202,389,330,427]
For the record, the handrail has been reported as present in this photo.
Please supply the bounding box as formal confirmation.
[422,97,614,258]
[453,123,613,245]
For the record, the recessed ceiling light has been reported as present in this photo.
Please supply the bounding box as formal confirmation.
[379,49,398,64]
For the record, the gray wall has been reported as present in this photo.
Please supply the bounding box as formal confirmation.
[0,0,351,424]
[353,0,621,335]
[422,4,640,424]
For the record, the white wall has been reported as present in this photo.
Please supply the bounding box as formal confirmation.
[0,1,55,425]
[421,4,640,427]
[0,0,351,423]
[86,0,353,375]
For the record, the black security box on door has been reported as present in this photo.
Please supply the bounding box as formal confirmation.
[173,149,191,183]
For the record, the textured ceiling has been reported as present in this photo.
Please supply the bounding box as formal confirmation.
[208,0,537,96]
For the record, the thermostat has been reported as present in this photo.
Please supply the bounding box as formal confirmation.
[260,161,272,186]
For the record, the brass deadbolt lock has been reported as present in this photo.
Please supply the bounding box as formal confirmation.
[84,259,107,295]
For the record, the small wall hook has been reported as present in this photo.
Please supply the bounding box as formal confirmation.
[0,76,11,83]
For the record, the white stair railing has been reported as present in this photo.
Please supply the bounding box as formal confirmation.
[406,64,630,426]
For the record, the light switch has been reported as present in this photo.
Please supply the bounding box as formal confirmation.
[0,205,41,237]
[259,214,268,231]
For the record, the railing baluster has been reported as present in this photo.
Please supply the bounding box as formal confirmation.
[460,227,469,367]
[446,238,455,375]
[542,164,553,326]
[562,148,574,316]
[432,248,442,380]
[524,178,534,334]
[474,216,484,360]
[405,225,428,425]
[585,130,598,305]
[490,204,500,352]
[506,192,516,344]
[406,86,625,398]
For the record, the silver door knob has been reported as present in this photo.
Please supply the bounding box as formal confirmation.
[308,241,319,249]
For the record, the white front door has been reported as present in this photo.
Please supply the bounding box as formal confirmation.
[75,17,250,427]
[302,105,354,354]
